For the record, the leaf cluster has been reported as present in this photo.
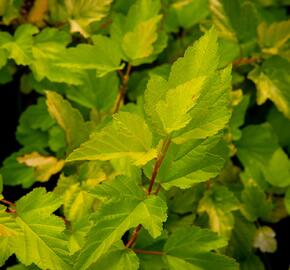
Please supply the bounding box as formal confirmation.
[0,0,290,269]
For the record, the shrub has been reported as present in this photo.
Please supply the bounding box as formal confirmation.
[0,0,290,269]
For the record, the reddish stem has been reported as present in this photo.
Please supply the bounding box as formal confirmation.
[233,56,260,67]
[0,199,15,206]
[6,208,16,214]
[125,224,142,248]
[100,19,112,29]
[154,183,161,195]
[126,138,171,248]
[133,249,164,256]
[113,64,132,113]
[147,137,171,195]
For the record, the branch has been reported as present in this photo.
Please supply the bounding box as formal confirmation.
[233,56,261,67]
[147,137,171,195]
[113,64,132,113]
[6,208,16,214]
[0,199,16,213]
[0,199,15,207]
[125,224,142,248]
[126,137,171,248]
[133,249,164,256]
[100,19,113,30]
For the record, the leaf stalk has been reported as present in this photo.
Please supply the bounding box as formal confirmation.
[126,137,171,248]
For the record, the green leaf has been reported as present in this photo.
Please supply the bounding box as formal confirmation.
[240,255,265,270]
[75,176,167,269]
[236,124,290,187]
[285,188,290,215]
[249,56,290,119]
[0,0,22,25]
[267,107,290,149]
[154,135,226,190]
[32,28,71,59]
[170,0,209,29]
[68,218,92,255]
[0,24,39,65]
[144,74,169,134]
[122,15,162,62]
[6,264,40,270]
[0,205,19,237]
[227,214,265,269]
[229,92,250,141]
[16,188,62,216]
[198,185,239,238]
[209,0,237,42]
[64,0,113,37]
[0,238,14,266]
[55,175,95,222]
[17,152,65,182]
[12,188,71,270]
[155,77,205,134]
[48,126,66,153]
[144,28,231,142]
[91,173,144,202]
[168,28,219,87]
[227,213,257,260]
[164,227,227,253]
[253,226,277,253]
[57,35,123,77]
[29,27,84,85]
[257,20,290,57]
[88,243,139,270]
[46,91,91,153]
[0,175,3,196]
[110,0,166,65]
[0,48,8,69]
[209,0,259,43]
[65,71,119,111]
[241,184,273,222]
[0,150,35,188]
[0,202,21,265]
[16,98,56,150]
[163,227,238,270]
[67,112,157,166]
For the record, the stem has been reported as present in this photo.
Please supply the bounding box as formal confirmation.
[154,183,161,195]
[113,64,132,113]
[133,249,164,256]
[100,19,113,29]
[126,137,171,248]
[147,137,171,195]
[0,199,15,207]
[233,56,260,67]
[6,208,16,214]
[125,224,142,248]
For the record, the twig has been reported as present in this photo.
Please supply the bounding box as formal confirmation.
[154,183,161,195]
[100,19,112,29]
[233,56,260,67]
[0,199,16,213]
[147,137,171,195]
[125,224,142,248]
[6,208,16,214]
[133,249,164,256]
[0,199,15,207]
[113,64,132,113]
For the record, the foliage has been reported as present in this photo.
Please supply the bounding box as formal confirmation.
[0,0,290,269]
